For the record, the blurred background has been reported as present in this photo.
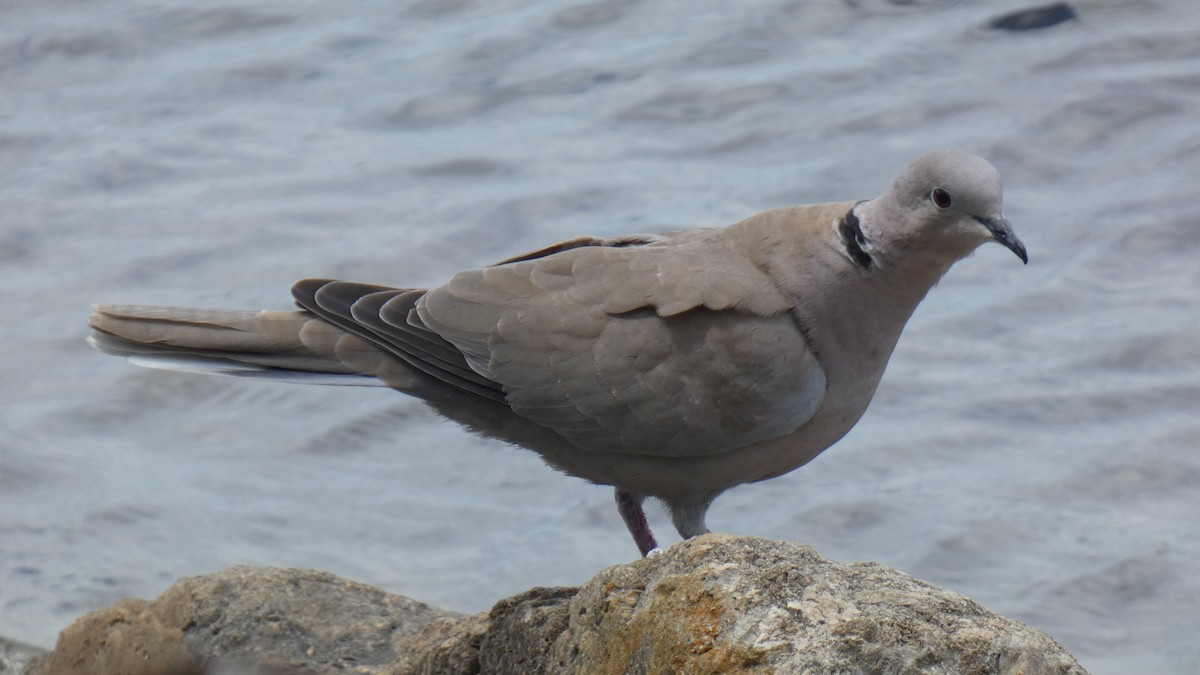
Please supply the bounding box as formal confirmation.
[1,1,1197,672]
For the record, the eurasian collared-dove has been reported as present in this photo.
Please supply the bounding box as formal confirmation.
[89,149,1026,556]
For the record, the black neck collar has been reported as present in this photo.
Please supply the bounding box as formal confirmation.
[838,206,873,271]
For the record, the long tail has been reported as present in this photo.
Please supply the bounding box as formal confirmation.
[88,305,390,386]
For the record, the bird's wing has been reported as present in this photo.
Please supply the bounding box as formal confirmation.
[415,230,827,457]
[290,279,509,403]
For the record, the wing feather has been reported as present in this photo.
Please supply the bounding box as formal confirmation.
[417,232,825,457]
[291,279,507,402]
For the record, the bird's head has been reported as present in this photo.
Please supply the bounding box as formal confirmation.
[881,149,1027,265]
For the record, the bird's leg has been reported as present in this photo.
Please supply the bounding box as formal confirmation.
[615,488,658,556]
[669,498,712,540]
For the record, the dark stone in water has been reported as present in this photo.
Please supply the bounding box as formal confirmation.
[988,3,1077,32]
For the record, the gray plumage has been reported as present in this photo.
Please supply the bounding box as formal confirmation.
[88,149,1027,555]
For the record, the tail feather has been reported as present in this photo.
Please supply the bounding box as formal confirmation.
[88,305,382,379]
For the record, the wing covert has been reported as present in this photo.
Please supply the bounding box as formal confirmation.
[417,238,825,457]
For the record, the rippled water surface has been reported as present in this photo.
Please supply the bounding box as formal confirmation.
[2,1,1198,672]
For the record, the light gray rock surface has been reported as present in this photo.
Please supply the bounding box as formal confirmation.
[0,636,48,674]
[26,537,1087,674]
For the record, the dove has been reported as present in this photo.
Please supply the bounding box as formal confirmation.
[88,149,1026,556]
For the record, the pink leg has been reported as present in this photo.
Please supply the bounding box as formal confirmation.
[615,488,658,556]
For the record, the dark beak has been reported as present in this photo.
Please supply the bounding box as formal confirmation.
[976,216,1027,264]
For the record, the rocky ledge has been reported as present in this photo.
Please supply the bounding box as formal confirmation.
[20,535,1086,674]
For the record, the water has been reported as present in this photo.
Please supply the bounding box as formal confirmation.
[2,1,1198,672]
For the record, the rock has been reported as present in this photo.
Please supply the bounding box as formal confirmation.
[29,566,458,675]
[1,635,49,674]
[987,3,1078,32]
[29,536,1088,674]
[389,535,1087,675]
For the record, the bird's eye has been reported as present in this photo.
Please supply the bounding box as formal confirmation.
[931,187,953,209]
